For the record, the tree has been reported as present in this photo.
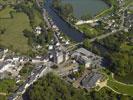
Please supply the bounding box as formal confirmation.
[83,39,92,49]
[26,73,133,100]
[81,13,92,20]
[60,3,73,18]
[52,0,61,10]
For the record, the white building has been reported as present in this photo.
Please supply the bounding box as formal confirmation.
[64,52,69,61]
[48,45,53,50]
[56,51,64,64]
[32,58,42,63]
[35,26,42,35]
[81,56,91,68]
[72,48,102,68]
[0,62,15,73]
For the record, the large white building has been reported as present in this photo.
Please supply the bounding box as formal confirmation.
[0,62,15,73]
[55,51,64,64]
[72,48,102,68]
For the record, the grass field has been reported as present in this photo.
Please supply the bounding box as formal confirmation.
[120,43,133,52]
[107,79,133,96]
[0,0,17,5]
[78,24,101,38]
[101,69,133,96]
[0,6,14,18]
[115,72,133,84]
[0,79,16,94]
[0,10,32,54]
[33,9,43,26]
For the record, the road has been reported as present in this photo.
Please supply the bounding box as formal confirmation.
[36,0,51,29]
[53,32,66,51]
[42,8,52,29]
[89,29,120,42]
[67,5,129,47]
[9,1,132,99]
[8,62,52,100]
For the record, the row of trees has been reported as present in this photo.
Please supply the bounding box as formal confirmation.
[14,0,53,56]
[84,32,133,77]
[52,0,73,19]
[100,33,133,76]
[23,26,53,45]
[14,2,36,27]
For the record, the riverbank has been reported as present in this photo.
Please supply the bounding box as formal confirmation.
[44,0,84,42]
[51,7,84,38]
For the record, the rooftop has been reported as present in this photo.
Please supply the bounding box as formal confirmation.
[81,72,102,89]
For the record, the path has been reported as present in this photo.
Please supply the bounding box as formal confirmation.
[0,92,6,96]
[98,71,133,96]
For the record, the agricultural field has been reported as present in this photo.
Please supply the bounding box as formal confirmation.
[0,8,32,54]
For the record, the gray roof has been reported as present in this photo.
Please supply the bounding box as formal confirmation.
[75,48,102,59]
[0,48,4,52]
[81,72,102,88]
[0,62,8,70]
[76,48,94,56]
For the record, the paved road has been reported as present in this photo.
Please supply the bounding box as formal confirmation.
[9,62,52,100]
[42,8,51,28]
[53,32,66,51]
[36,0,51,29]
[89,29,120,42]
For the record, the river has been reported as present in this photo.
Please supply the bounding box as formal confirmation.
[22,1,110,99]
[44,0,85,42]
[44,0,110,66]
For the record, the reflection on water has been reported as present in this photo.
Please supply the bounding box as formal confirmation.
[62,0,109,18]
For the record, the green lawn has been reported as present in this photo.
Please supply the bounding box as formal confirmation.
[33,9,43,26]
[20,63,34,79]
[0,6,14,18]
[107,79,133,96]
[0,0,17,5]
[0,11,32,54]
[120,43,133,52]
[101,69,133,96]
[95,6,114,18]
[115,72,133,84]
[0,95,7,100]
[78,24,100,38]
[0,79,16,94]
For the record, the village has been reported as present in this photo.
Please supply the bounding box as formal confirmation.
[0,16,105,99]
[0,0,133,99]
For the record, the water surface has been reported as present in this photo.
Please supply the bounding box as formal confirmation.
[62,0,109,19]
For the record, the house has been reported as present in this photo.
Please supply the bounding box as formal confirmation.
[48,45,53,50]
[0,62,15,73]
[55,51,64,64]
[72,48,102,68]
[31,58,42,63]
[35,26,42,35]
[0,48,4,58]
[64,52,69,61]
[80,56,91,68]
[81,72,103,89]
[40,55,49,63]
[0,4,3,10]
